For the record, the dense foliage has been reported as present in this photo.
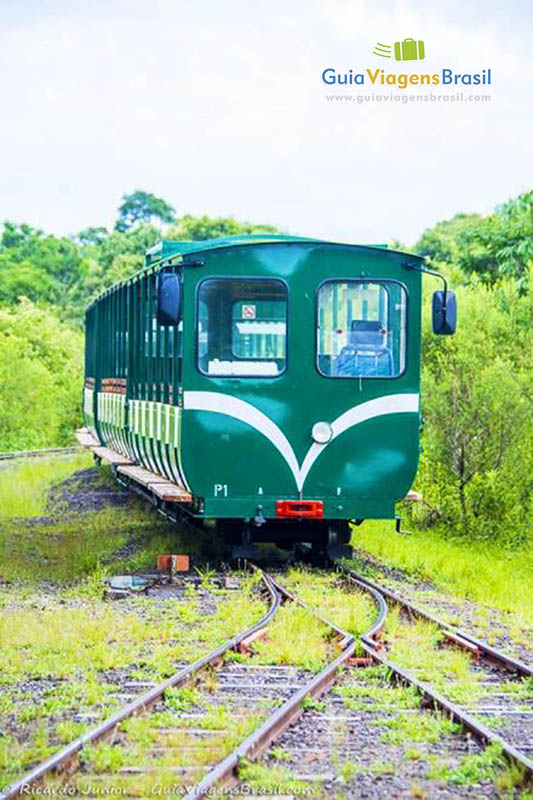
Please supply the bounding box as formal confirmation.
[0,188,531,547]
[0,193,279,450]
[0,301,83,450]
[412,276,532,545]
[417,191,533,287]
[410,190,533,545]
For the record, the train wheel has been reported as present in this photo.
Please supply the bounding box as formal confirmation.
[325,521,353,560]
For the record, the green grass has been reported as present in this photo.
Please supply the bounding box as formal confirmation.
[378,708,459,744]
[250,567,376,671]
[253,603,331,671]
[427,741,507,785]
[336,666,421,711]
[0,456,230,583]
[0,456,280,787]
[282,566,375,643]
[385,607,486,704]
[239,762,321,796]
[351,519,533,618]
[0,452,92,518]
[0,501,196,583]
[0,576,265,783]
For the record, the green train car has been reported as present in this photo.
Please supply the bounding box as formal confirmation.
[83,235,456,557]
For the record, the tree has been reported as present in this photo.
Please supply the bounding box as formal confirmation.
[411,277,533,545]
[0,300,83,449]
[80,224,159,302]
[0,222,88,314]
[167,214,279,241]
[416,191,533,287]
[416,214,481,264]
[77,226,109,246]
[115,190,176,232]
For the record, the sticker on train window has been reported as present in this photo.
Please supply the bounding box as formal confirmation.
[197,279,287,377]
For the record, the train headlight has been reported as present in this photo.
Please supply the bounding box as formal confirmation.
[311,421,333,444]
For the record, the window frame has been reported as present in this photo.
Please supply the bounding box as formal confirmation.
[195,275,289,378]
[315,278,409,381]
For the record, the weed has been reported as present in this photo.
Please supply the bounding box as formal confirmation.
[378,709,459,744]
[337,760,361,782]
[337,674,420,712]
[54,720,84,744]
[428,742,506,785]
[165,686,203,712]
[283,566,375,649]
[239,761,319,794]
[253,603,330,671]
[269,746,292,762]
[193,564,217,590]
[369,760,396,775]
[405,747,424,761]
[80,742,127,774]
[384,608,485,704]
[301,696,326,712]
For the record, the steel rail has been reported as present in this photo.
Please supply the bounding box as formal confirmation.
[0,446,83,461]
[184,569,357,800]
[337,564,533,781]
[0,572,281,800]
[337,563,532,677]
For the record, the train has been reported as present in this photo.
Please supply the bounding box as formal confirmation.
[82,234,456,558]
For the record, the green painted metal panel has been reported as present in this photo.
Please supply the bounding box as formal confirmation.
[86,236,424,524]
[178,241,422,520]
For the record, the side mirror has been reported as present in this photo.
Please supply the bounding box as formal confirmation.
[156,273,181,326]
[432,290,457,335]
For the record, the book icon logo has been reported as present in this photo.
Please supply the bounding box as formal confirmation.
[373,38,426,61]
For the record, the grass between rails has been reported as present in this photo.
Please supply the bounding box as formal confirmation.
[351,519,533,619]
[0,574,266,784]
[246,567,376,669]
[277,576,529,794]
[2,456,531,795]
[282,567,375,640]
[0,457,273,785]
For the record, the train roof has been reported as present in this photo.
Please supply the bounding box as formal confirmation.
[87,235,424,309]
[144,235,423,267]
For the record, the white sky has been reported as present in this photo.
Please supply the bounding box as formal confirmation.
[0,0,531,246]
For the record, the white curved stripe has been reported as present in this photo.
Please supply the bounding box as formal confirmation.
[184,391,300,485]
[184,391,419,492]
[298,393,419,489]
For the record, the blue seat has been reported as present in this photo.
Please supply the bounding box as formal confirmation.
[334,320,393,377]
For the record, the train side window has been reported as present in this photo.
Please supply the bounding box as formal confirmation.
[317,280,407,378]
[197,278,287,377]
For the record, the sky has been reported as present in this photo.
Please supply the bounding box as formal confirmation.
[0,0,531,246]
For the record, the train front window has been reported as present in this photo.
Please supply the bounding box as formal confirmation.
[317,281,407,378]
[197,278,287,376]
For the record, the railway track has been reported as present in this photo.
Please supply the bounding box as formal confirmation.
[2,446,531,793]
[1,567,356,798]
[333,563,533,780]
[0,446,83,461]
[2,561,531,798]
